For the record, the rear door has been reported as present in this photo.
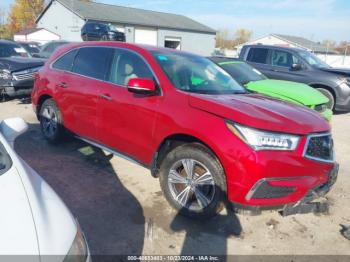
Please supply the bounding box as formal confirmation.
[55,46,112,140]
[244,47,272,75]
[97,48,161,164]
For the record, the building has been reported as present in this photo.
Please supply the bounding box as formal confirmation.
[236,34,336,55]
[13,28,60,44]
[36,0,216,56]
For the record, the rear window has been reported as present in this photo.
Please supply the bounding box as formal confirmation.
[72,47,113,80]
[246,48,269,64]
[0,141,12,176]
[52,49,78,71]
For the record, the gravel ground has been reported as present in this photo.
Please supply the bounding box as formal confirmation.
[0,98,349,258]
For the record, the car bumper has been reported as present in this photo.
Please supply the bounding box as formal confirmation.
[0,79,34,97]
[223,136,337,207]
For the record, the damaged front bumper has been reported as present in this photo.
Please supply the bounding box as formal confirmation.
[232,163,339,216]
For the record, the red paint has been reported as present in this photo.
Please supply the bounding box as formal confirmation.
[32,42,336,207]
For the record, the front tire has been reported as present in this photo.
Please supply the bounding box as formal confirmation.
[159,143,227,219]
[39,99,64,144]
[317,88,335,111]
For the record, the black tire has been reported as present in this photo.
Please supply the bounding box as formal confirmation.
[317,88,335,111]
[39,99,65,144]
[82,34,88,41]
[159,143,227,219]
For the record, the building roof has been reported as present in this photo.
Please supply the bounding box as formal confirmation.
[272,34,332,53]
[15,28,43,35]
[37,0,216,34]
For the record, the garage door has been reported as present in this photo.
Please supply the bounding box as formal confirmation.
[134,28,158,46]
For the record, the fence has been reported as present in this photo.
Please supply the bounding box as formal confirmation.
[316,54,350,68]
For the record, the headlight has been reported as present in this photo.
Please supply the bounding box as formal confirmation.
[64,224,88,262]
[0,70,12,80]
[226,122,300,151]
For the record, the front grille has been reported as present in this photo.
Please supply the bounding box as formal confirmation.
[314,104,327,113]
[12,72,34,81]
[304,133,334,162]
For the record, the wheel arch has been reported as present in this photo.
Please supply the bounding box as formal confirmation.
[309,83,337,101]
[36,94,53,119]
[151,133,223,179]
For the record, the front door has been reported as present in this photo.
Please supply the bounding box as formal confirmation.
[97,48,162,164]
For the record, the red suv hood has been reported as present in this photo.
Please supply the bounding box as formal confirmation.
[189,93,330,135]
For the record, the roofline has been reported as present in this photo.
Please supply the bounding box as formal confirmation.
[85,18,216,35]
[36,0,85,24]
[36,0,216,34]
[270,34,310,50]
[15,27,61,37]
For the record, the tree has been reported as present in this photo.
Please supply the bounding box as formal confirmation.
[7,0,45,35]
[233,28,252,46]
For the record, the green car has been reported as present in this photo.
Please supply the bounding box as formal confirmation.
[210,57,333,121]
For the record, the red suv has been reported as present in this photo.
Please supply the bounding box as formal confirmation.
[32,42,338,219]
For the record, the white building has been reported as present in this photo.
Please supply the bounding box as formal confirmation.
[36,0,217,56]
[236,34,335,55]
[13,28,60,44]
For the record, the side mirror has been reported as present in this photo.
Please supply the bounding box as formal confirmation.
[0,118,28,147]
[127,78,156,95]
[291,63,302,71]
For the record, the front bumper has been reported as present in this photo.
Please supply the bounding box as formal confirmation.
[224,134,337,207]
[0,79,34,97]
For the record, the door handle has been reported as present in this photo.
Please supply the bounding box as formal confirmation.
[100,94,112,101]
[58,82,68,88]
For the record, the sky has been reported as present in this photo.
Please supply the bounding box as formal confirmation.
[1,0,349,42]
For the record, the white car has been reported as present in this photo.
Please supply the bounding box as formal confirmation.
[0,118,90,262]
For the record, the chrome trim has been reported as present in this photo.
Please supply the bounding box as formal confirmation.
[49,45,162,94]
[302,132,335,163]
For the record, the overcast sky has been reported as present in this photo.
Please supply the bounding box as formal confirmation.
[1,0,349,42]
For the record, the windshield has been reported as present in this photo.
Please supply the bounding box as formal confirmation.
[298,50,330,69]
[152,51,246,94]
[0,43,30,58]
[219,61,266,85]
[21,43,40,54]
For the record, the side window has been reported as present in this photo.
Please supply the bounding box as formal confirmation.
[52,49,78,71]
[45,44,55,53]
[108,49,154,86]
[271,50,296,68]
[246,48,269,64]
[72,47,112,80]
[0,142,12,176]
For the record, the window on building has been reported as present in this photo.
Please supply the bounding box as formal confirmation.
[164,37,181,50]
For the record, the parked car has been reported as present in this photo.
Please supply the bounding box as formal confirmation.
[32,42,338,219]
[16,41,41,57]
[0,117,90,260]
[36,40,70,59]
[81,21,126,42]
[210,57,333,121]
[239,45,350,111]
[0,40,45,100]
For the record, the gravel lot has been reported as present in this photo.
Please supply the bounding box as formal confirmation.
[1,98,349,258]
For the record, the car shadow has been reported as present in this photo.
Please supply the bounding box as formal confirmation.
[14,123,145,257]
[169,188,242,260]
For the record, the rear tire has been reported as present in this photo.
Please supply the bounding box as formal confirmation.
[317,88,335,111]
[82,34,88,41]
[159,143,227,220]
[39,99,65,144]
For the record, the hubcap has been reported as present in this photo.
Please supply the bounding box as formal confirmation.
[41,106,58,137]
[168,159,215,211]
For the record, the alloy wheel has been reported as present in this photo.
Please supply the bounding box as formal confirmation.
[168,159,215,211]
[41,106,58,138]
